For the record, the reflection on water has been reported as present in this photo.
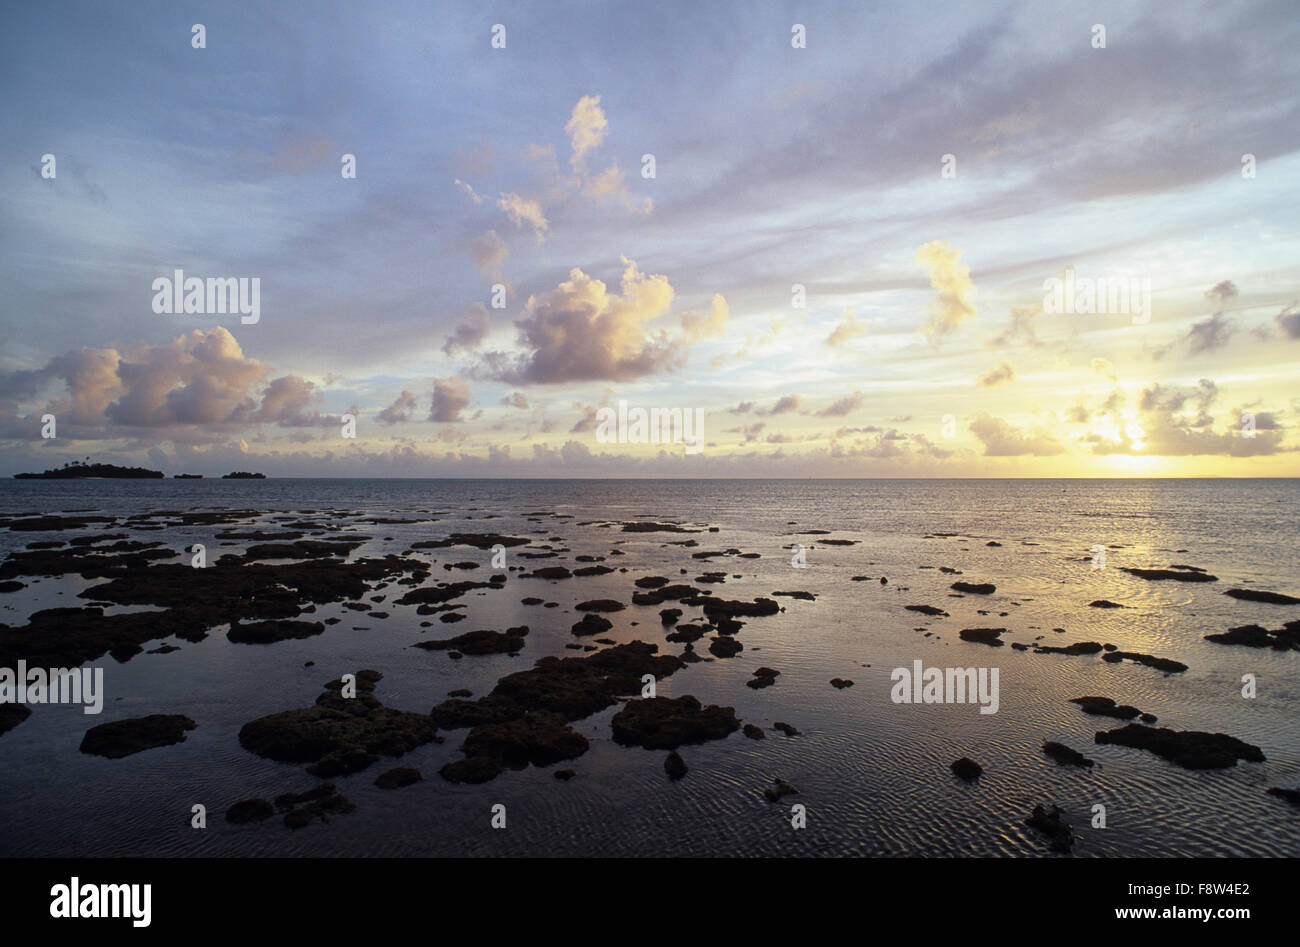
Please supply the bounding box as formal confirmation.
[0,478,1297,857]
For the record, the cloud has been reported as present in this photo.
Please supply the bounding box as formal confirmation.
[497,192,548,239]
[816,390,865,416]
[429,376,471,422]
[915,240,976,340]
[482,257,681,384]
[501,391,529,409]
[454,178,484,205]
[468,230,508,278]
[1276,304,1300,339]
[1205,280,1238,311]
[377,390,418,425]
[251,375,340,427]
[1092,379,1288,456]
[992,306,1041,347]
[759,394,802,416]
[825,308,869,347]
[1186,312,1235,354]
[443,303,491,356]
[1091,357,1117,381]
[565,94,609,170]
[976,361,1015,388]
[969,414,1064,456]
[725,421,766,442]
[680,294,729,342]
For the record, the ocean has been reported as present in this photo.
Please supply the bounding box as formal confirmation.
[0,478,1296,857]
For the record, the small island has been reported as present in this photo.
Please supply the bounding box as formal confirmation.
[173,474,204,479]
[14,460,164,479]
[222,471,267,479]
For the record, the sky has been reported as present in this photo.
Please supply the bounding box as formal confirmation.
[1,0,1298,478]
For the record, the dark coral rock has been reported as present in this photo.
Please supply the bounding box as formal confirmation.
[571,614,613,637]
[226,799,275,823]
[1043,741,1094,767]
[1121,567,1218,582]
[375,767,422,789]
[763,779,799,803]
[415,627,528,655]
[951,757,983,782]
[1025,804,1074,852]
[664,750,688,780]
[611,695,740,750]
[1071,696,1141,720]
[959,627,1005,646]
[1094,723,1265,769]
[80,714,196,758]
[227,619,325,644]
[239,671,440,777]
[708,636,743,658]
[1224,588,1300,605]
[1101,650,1187,673]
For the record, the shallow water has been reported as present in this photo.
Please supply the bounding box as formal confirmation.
[1,478,1297,857]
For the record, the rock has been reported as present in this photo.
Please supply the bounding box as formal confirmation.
[708,636,743,658]
[666,623,708,643]
[1025,804,1074,852]
[906,605,948,617]
[571,614,613,637]
[772,590,816,601]
[1205,620,1300,651]
[554,769,576,780]
[959,628,1006,646]
[576,599,625,613]
[829,678,854,689]
[0,703,32,736]
[227,619,326,644]
[747,667,780,689]
[278,784,356,828]
[1094,723,1265,769]
[659,608,682,625]
[1101,650,1187,673]
[985,541,1002,547]
[374,766,422,789]
[743,724,766,739]
[772,722,800,737]
[1224,588,1300,605]
[1070,696,1141,719]
[611,695,740,750]
[951,757,983,782]
[448,712,590,778]
[1267,787,1300,807]
[1089,600,1126,608]
[664,750,688,780]
[239,671,440,777]
[439,756,503,784]
[951,582,995,594]
[1043,741,1094,767]
[763,779,799,802]
[415,627,529,655]
[80,714,197,759]
[1035,641,1104,656]
[1121,567,1218,582]
[225,798,275,824]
